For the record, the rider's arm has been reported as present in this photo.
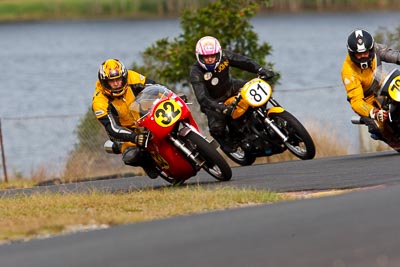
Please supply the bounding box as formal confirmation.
[130,77,158,96]
[189,65,225,112]
[375,43,400,64]
[191,80,224,111]
[223,50,263,74]
[127,70,159,95]
[341,70,373,117]
[92,89,138,142]
[97,113,137,142]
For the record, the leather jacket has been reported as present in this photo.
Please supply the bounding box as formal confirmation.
[341,43,400,117]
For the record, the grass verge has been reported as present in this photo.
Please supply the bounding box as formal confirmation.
[0,186,289,243]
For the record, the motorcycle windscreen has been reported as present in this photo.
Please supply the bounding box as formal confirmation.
[130,99,154,121]
[130,85,169,120]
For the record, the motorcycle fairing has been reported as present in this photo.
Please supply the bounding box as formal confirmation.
[154,99,182,127]
[224,95,249,119]
[380,69,400,102]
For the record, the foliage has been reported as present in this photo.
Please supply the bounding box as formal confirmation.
[132,0,277,89]
[1,0,399,22]
[74,108,106,152]
[0,0,213,21]
[374,26,400,50]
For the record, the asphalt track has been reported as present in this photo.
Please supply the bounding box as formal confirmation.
[1,151,400,266]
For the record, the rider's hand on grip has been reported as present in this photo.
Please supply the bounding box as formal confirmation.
[179,94,188,103]
[257,67,275,81]
[132,132,148,147]
[222,105,234,116]
[370,108,388,122]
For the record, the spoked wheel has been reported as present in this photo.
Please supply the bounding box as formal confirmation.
[269,111,316,160]
[221,146,256,166]
[184,131,232,181]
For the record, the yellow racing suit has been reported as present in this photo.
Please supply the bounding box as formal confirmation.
[92,70,155,153]
[341,43,400,131]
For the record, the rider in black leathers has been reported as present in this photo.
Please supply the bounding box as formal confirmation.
[189,36,275,152]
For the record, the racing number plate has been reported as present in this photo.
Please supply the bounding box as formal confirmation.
[388,75,400,102]
[154,99,182,127]
[241,78,272,107]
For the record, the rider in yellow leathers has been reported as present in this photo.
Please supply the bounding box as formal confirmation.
[92,58,158,178]
[341,29,400,140]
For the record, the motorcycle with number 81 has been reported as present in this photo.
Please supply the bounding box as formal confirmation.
[222,77,316,165]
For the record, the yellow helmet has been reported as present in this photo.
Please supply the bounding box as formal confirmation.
[98,59,128,97]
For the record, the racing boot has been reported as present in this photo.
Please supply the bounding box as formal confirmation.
[122,147,157,178]
[217,136,237,153]
[141,163,159,179]
[370,133,384,141]
[362,117,386,141]
[140,153,159,179]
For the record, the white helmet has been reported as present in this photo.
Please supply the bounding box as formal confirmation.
[195,36,222,71]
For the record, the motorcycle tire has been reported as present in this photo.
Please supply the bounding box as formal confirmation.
[185,131,232,181]
[221,146,256,166]
[269,111,316,160]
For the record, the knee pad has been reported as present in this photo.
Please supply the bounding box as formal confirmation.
[122,146,142,166]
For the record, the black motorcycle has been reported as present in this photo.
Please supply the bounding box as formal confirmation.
[222,77,316,166]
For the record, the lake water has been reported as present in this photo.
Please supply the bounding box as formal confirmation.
[1,11,400,176]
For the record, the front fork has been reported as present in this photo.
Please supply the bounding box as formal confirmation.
[258,106,289,142]
[168,123,218,169]
[168,135,204,168]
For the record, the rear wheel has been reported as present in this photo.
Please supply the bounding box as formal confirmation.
[185,132,232,181]
[221,146,256,166]
[269,111,316,160]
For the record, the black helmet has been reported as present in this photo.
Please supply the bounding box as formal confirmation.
[347,29,375,69]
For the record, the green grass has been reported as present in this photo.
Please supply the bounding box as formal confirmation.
[0,0,194,21]
[0,0,398,22]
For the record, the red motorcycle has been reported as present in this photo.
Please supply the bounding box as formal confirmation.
[130,84,232,184]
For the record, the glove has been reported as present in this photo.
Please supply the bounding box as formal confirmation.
[219,104,233,115]
[370,108,388,122]
[178,94,188,103]
[257,67,275,81]
[131,132,148,147]
[221,104,234,116]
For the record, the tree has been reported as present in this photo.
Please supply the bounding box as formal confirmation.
[375,26,400,50]
[132,0,277,89]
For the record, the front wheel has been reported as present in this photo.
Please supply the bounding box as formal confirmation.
[185,131,232,181]
[269,111,316,160]
[221,146,256,166]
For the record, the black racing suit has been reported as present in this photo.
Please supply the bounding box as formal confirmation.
[189,50,264,145]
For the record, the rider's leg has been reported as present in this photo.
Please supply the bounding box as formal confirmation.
[362,117,385,141]
[206,110,236,152]
[121,144,158,179]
